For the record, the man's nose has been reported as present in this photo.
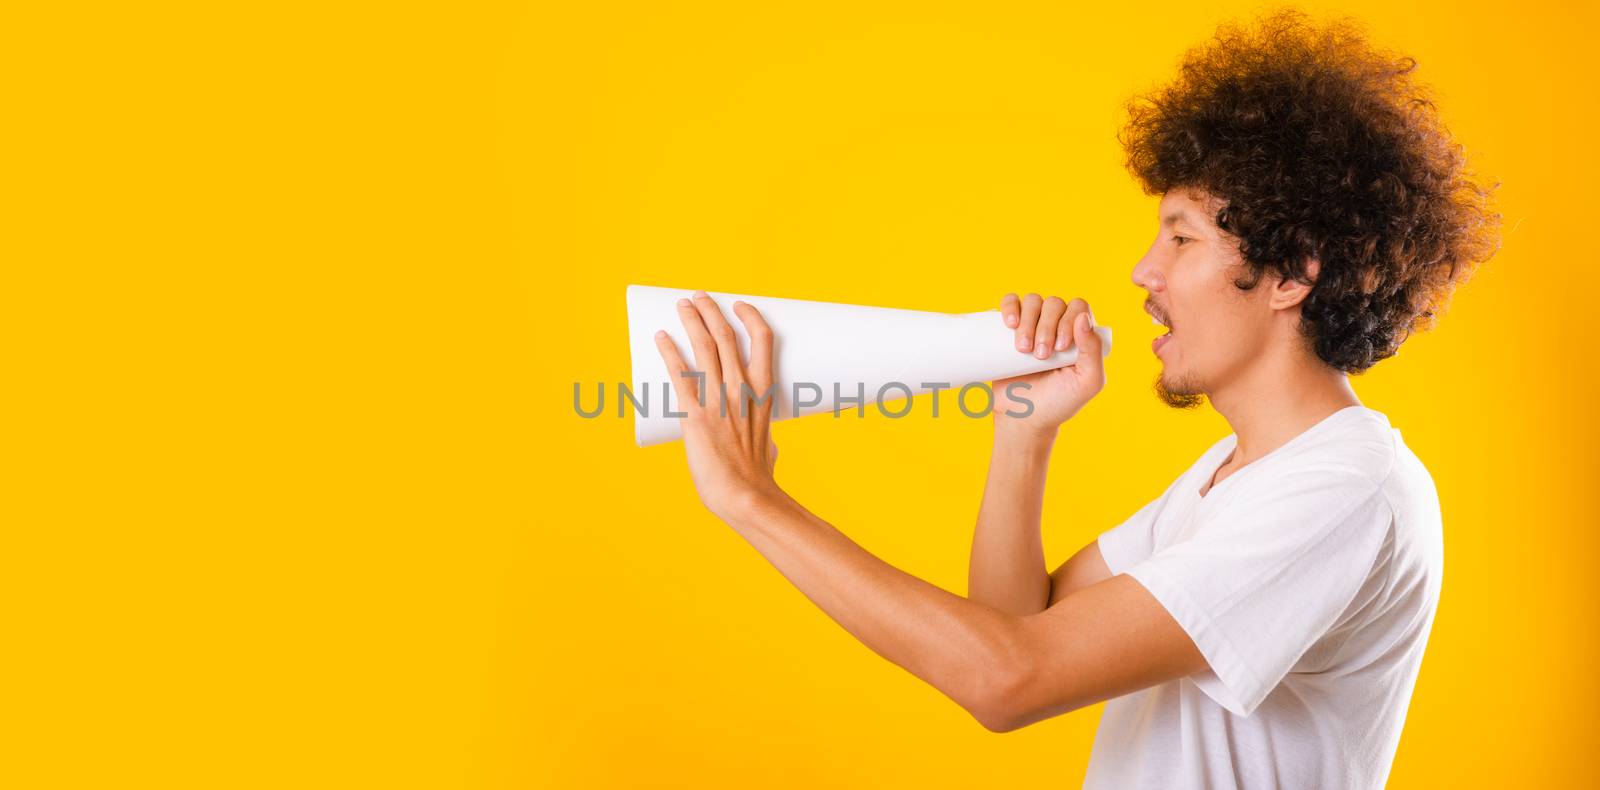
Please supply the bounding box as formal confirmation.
[1132,250,1164,291]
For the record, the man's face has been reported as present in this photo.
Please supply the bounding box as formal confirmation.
[1131,190,1277,409]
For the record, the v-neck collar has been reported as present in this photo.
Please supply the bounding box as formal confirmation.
[1196,405,1370,501]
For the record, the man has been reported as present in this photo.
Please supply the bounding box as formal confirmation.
[651,10,1499,788]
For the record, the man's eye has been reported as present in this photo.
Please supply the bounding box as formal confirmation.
[1171,235,1189,247]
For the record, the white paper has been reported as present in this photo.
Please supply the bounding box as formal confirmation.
[626,284,1113,446]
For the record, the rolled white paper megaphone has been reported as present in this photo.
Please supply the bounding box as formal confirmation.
[626,285,1112,446]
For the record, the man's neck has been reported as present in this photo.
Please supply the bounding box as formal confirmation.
[1208,344,1361,466]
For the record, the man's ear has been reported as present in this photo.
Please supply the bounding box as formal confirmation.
[1268,258,1319,311]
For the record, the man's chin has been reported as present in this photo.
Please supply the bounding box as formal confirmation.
[1154,373,1206,410]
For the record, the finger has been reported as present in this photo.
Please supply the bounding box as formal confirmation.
[676,296,723,412]
[1034,296,1066,359]
[1071,311,1105,384]
[1056,297,1089,351]
[691,291,746,404]
[732,300,775,440]
[1000,293,1020,329]
[1016,293,1042,352]
[653,330,700,416]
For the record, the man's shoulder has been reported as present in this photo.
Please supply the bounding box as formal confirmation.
[1286,406,1403,488]
[1280,408,1443,547]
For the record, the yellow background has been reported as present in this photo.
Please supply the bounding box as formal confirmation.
[8,1,1597,787]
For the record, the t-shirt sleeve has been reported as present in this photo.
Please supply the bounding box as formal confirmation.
[1119,470,1394,716]
[1097,494,1165,574]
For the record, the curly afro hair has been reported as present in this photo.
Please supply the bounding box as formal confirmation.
[1121,9,1501,373]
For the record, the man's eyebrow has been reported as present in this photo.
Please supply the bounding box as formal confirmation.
[1161,212,1195,228]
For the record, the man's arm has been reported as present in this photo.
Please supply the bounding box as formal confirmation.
[968,294,1107,614]
[968,428,1055,614]
[653,291,1196,732]
[969,429,1117,613]
[1048,539,1113,605]
[729,488,1206,732]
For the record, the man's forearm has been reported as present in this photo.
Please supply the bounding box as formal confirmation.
[723,489,1029,730]
[968,425,1058,614]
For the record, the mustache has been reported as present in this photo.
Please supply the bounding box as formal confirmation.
[1145,298,1172,328]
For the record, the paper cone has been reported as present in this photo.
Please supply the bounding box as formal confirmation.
[625,285,1112,446]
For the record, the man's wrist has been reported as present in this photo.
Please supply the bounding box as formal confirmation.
[993,419,1060,449]
[717,482,797,532]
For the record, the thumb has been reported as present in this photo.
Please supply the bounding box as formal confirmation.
[1072,312,1104,376]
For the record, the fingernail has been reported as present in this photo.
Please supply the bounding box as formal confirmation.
[1019,336,1031,351]
[655,330,667,338]
[693,290,708,298]
[1036,342,1049,359]
[1086,313,1095,331]
[677,298,692,307]
[1005,315,1018,328]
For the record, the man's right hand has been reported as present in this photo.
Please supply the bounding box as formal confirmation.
[992,293,1106,437]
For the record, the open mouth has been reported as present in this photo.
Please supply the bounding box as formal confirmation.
[1148,304,1173,356]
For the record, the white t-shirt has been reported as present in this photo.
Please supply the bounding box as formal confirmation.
[1085,405,1442,790]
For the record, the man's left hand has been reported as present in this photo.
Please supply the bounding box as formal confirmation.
[654,290,783,522]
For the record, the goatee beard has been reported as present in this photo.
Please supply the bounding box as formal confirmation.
[1154,373,1206,410]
